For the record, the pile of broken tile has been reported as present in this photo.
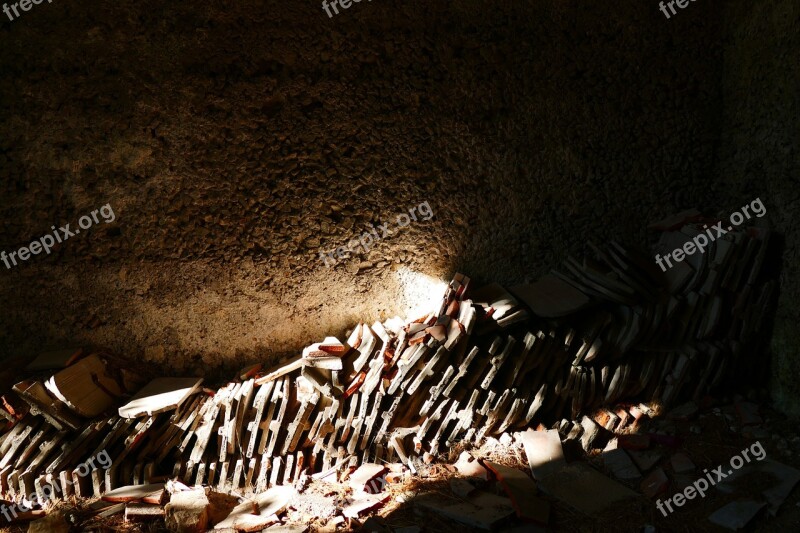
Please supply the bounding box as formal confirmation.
[596,397,800,531]
[381,396,799,532]
[0,211,782,530]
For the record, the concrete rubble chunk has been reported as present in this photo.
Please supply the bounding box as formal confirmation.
[165,488,210,533]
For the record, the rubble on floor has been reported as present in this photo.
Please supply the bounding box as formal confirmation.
[0,218,789,530]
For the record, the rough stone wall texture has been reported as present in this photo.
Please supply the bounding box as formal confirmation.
[719,0,800,416]
[0,0,728,377]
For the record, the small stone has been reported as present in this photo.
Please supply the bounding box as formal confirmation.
[165,489,210,532]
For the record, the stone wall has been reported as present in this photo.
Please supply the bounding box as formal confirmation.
[0,0,729,377]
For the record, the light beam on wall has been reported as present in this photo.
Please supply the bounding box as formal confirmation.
[395,266,449,321]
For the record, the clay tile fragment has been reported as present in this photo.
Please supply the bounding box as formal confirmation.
[453,451,488,480]
[318,337,347,355]
[425,325,447,343]
[348,463,388,493]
